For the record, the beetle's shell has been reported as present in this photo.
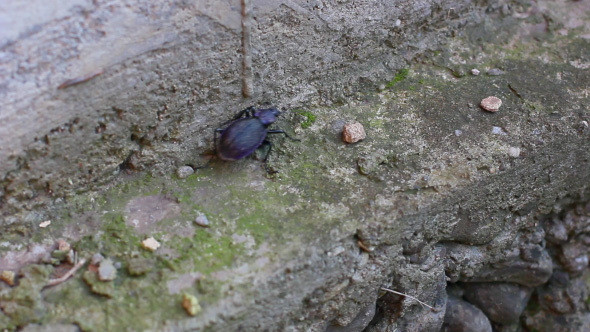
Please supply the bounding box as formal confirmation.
[218,118,267,160]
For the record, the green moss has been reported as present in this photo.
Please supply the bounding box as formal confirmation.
[386,68,410,88]
[368,118,384,129]
[82,271,116,298]
[0,264,52,328]
[295,110,317,129]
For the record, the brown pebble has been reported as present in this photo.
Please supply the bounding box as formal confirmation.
[57,239,71,252]
[342,122,366,143]
[182,293,202,316]
[480,96,502,112]
[1,270,15,286]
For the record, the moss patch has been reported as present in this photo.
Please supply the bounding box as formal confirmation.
[386,68,409,88]
[295,109,317,129]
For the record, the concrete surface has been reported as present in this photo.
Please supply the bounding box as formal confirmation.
[1,0,590,331]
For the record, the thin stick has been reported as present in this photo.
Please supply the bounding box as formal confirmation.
[45,258,87,288]
[380,287,435,310]
[58,70,103,89]
[241,0,253,98]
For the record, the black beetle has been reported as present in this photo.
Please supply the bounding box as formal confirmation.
[214,106,298,173]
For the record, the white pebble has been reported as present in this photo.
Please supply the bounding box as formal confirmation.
[454,129,463,136]
[471,69,480,76]
[39,220,51,228]
[508,147,521,158]
[142,237,160,252]
[492,126,506,135]
[195,214,210,227]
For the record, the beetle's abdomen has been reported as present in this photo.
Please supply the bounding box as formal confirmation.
[218,119,267,160]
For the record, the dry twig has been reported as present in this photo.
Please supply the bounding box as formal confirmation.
[380,287,435,311]
[45,258,87,288]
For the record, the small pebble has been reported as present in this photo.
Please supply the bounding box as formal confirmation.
[454,129,463,136]
[142,237,160,252]
[98,259,117,281]
[176,166,194,179]
[195,213,210,227]
[182,293,202,316]
[57,239,70,252]
[342,122,366,143]
[487,68,504,76]
[39,220,51,228]
[492,126,506,135]
[1,270,15,286]
[508,147,521,158]
[91,253,105,265]
[471,68,480,76]
[66,249,76,264]
[480,96,502,112]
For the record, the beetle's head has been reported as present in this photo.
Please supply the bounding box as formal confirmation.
[254,107,280,125]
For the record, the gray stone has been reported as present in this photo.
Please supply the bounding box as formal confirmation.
[441,296,492,332]
[395,266,448,332]
[558,241,589,274]
[524,312,590,332]
[325,302,376,332]
[462,282,532,324]
[90,253,104,265]
[463,249,553,287]
[545,219,569,244]
[176,166,195,179]
[537,273,588,314]
[195,213,210,227]
[98,259,117,281]
[486,68,504,76]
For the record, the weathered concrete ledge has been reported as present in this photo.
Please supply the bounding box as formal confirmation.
[1,0,590,331]
[1,0,478,220]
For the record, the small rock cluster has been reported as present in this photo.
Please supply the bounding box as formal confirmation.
[327,202,590,332]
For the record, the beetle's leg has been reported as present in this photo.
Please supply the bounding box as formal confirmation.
[266,129,301,141]
[217,106,257,128]
[214,128,224,153]
[233,106,257,120]
[260,140,277,174]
